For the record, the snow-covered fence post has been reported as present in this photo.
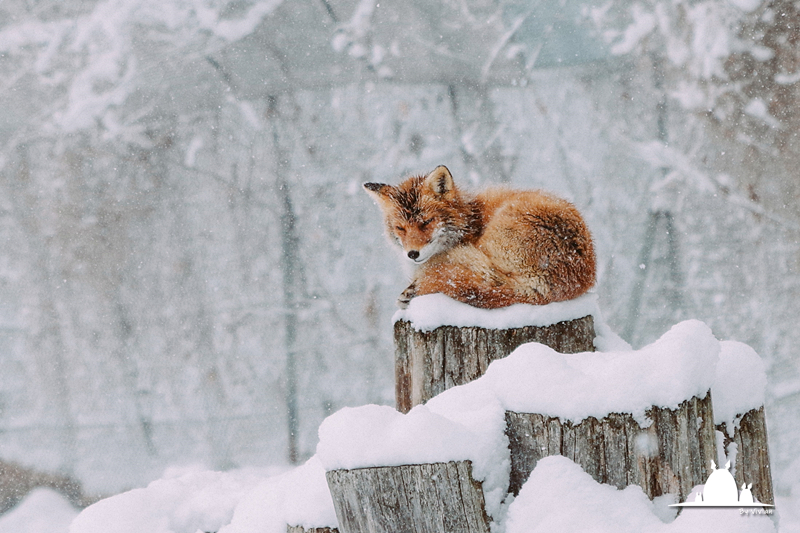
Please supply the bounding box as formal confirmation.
[325,461,490,533]
[505,394,716,500]
[713,341,775,505]
[318,403,504,533]
[498,320,721,503]
[393,295,597,413]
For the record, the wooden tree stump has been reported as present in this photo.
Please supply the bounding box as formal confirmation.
[505,393,716,503]
[716,406,774,505]
[325,460,490,533]
[394,316,595,412]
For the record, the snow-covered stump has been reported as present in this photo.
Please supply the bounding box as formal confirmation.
[716,407,773,505]
[713,340,775,505]
[505,393,717,501]
[317,399,508,533]
[393,294,598,413]
[325,461,490,533]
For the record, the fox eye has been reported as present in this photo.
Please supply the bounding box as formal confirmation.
[419,218,435,229]
[395,225,406,233]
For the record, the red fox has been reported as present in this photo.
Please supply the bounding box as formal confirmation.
[364,166,596,309]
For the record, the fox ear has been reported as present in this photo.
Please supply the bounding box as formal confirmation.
[363,182,391,198]
[424,166,454,196]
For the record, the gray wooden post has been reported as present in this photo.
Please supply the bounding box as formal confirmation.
[394,316,595,413]
[505,393,717,502]
[716,406,774,505]
[325,461,489,533]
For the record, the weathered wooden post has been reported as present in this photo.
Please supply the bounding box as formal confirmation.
[326,461,490,533]
[713,340,774,505]
[716,407,774,505]
[505,393,717,501]
[498,320,723,503]
[319,398,500,533]
[393,295,597,412]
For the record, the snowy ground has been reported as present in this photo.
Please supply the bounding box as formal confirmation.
[2,463,796,533]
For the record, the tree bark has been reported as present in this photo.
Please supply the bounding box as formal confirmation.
[505,392,716,503]
[325,460,490,533]
[716,406,774,505]
[394,316,595,413]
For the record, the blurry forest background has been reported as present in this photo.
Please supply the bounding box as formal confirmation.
[1,0,799,500]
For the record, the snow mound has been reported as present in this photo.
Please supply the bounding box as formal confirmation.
[506,455,775,533]
[712,340,767,429]
[482,319,719,424]
[316,387,509,519]
[218,457,337,533]
[0,488,78,533]
[70,460,336,533]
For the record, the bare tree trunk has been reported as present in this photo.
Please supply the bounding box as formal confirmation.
[269,94,302,464]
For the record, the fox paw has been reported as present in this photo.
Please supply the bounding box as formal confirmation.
[397,284,417,309]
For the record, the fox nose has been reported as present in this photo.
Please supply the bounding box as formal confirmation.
[407,250,420,260]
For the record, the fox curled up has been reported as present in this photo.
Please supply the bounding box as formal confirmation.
[364,165,596,309]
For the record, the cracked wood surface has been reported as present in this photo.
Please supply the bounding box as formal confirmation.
[394,316,595,413]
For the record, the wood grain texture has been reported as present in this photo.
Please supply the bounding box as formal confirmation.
[505,393,716,503]
[394,316,595,412]
[325,461,490,533]
[716,406,774,505]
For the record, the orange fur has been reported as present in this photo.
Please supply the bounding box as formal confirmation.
[364,166,596,309]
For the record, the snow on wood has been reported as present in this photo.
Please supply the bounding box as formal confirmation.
[713,341,767,428]
[481,320,719,424]
[713,340,774,505]
[394,294,607,412]
[505,393,716,502]
[392,292,600,332]
[394,310,596,412]
[392,292,637,412]
[315,399,510,521]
